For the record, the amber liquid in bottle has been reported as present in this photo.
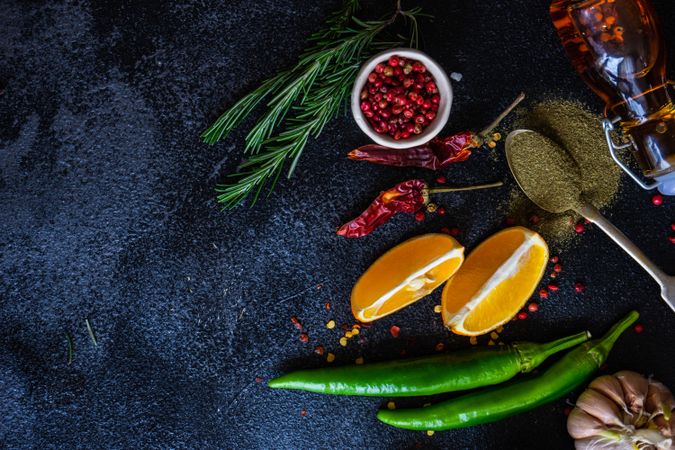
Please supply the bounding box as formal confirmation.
[551,0,675,179]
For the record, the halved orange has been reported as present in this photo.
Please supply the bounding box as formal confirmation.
[352,234,464,322]
[442,227,548,336]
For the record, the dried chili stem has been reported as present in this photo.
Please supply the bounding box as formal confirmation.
[477,92,526,140]
[424,181,504,195]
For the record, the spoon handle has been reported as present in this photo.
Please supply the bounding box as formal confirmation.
[579,203,675,313]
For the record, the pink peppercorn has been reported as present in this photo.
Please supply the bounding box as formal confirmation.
[528,303,539,313]
[517,311,528,320]
[652,194,664,206]
[415,211,425,222]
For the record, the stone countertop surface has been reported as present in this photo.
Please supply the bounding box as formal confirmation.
[1,0,674,448]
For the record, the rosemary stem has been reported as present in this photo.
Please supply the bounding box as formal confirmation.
[425,181,504,194]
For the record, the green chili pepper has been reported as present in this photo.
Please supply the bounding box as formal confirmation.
[377,310,638,431]
[268,330,590,396]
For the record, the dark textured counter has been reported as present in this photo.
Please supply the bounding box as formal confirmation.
[1,1,674,448]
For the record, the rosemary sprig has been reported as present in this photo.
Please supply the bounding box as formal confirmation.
[201,0,361,148]
[207,1,426,208]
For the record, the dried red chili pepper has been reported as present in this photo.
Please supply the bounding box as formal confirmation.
[347,93,525,170]
[337,179,503,238]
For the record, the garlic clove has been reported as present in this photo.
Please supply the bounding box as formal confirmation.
[590,375,629,414]
[646,381,675,419]
[615,371,649,415]
[574,435,633,450]
[567,407,608,439]
[576,387,627,429]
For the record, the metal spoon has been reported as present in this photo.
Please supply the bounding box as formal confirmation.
[505,129,675,312]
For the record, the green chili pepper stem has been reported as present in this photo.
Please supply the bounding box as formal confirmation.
[268,330,589,397]
[376,311,638,431]
[514,330,591,372]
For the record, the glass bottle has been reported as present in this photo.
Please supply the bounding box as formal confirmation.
[551,0,675,194]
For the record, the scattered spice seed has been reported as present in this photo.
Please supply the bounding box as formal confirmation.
[550,255,559,263]
[528,303,539,313]
[300,409,307,417]
[325,302,331,311]
[553,263,562,273]
[415,211,425,221]
[548,283,559,292]
[488,340,496,346]
[671,222,675,231]
[433,305,442,313]
[634,324,644,334]
[390,325,401,338]
[326,352,336,363]
[387,401,396,410]
[345,331,353,338]
[437,206,446,216]
[339,337,348,347]
[85,318,98,346]
[65,332,73,365]
[669,235,675,244]
[291,316,303,330]
[550,271,558,279]
[539,288,549,299]
[314,345,325,355]
[426,203,438,213]
[326,320,335,329]
[574,222,585,233]
[496,326,504,333]
[435,342,445,352]
[436,175,447,184]
[255,376,263,383]
[299,333,309,343]
[469,336,478,345]
[352,327,360,335]
[426,430,435,436]
[652,194,664,206]
[490,331,499,340]
[575,282,586,293]
[355,357,364,365]
[517,311,528,320]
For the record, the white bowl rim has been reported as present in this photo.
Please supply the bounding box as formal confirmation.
[351,48,453,149]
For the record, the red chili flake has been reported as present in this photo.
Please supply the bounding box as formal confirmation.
[652,194,664,206]
[440,227,451,235]
[529,215,541,225]
[548,283,559,292]
[299,333,309,343]
[550,271,558,279]
[415,211,425,222]
[634,324,644,334]
[437,206,446,216]
[314,345,325,355]
[436,175,447,184]
[300,409,307,417]
[550,256,559,264]
[574,222,585,233]
[671,222,675,231]
[553,264,562,273]
[574,282,585,293]
[564,407,572,417]
[539,288,549,299]
[325,302,331,311]
[505,217,516,226]
[528,303,539,313]
[669,235,675,244]
[517,311,528,320]
[290,316,303,330]
[449,227,461,237]
[390,325,401,338]
[316,283,322,290]
[255,376,263,383]
[435,342,445,352]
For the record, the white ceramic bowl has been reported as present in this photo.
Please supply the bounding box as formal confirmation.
[351,48,453,149]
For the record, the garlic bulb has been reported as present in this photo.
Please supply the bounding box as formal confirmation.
[568,371,674,450]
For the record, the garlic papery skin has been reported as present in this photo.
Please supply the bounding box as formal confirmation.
[568,371,675,450]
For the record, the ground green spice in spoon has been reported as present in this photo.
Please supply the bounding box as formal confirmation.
[503,100,622,249]
[508,131,584,213]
